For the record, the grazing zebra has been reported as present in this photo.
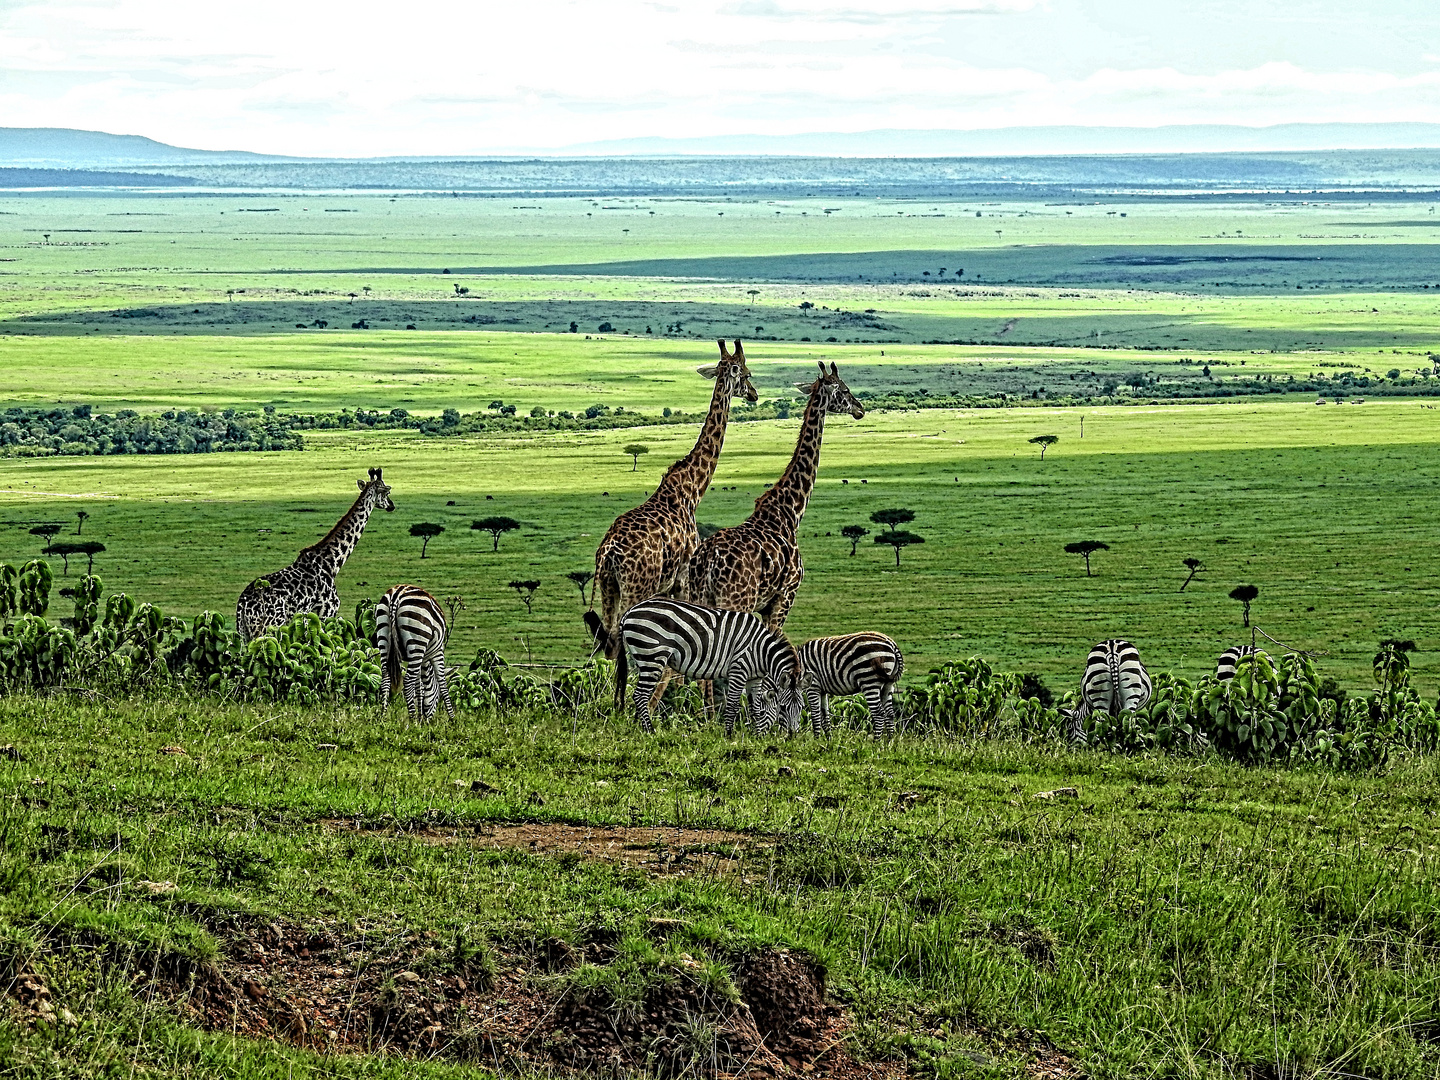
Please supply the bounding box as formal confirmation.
[375,585,454,721]
[794,633,905,738]
[618,598,803,736]
[1216,645,1271,681]
[1064,639,1152,744]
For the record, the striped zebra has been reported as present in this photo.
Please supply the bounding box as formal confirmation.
[618,598,803,736]
[375,585,455,721]
[1064,639,1152,744]
[794,633,905,738]
[1216,645,1271,681]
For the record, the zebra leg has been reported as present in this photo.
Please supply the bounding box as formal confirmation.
[435,663,456,721]
[746,681,771,736]
[380,661,393,712]
[402,658,423,720]
[630,662,660,734]
[863,685,887,739]
[722,677,746,739]
[883,685,898,736]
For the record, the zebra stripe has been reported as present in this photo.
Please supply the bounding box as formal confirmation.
[375,585,454,721]
[796,633,904,738]
[1065,639,1152,743]
[618,598,802,736]
[1216,645,1271,681]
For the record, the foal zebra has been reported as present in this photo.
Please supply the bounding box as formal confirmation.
[618,598,803,736]
[375,585,454,721]
[795,633,904,738]
[1216,645,1271,681]
[1064,639,1152,743]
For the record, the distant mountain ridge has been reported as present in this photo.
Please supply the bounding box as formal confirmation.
[6,123,1440,171]
[0,127,294,167]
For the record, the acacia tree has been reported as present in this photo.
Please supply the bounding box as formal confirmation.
[842,525,869,555]
[471,516,520,552]
[623,444,649,471]
[508,579,540,615]
[1229,584,1259,627]
[1065,540,1109,577]
[1180,557,1205,592]
[47,541,81,575]
[76,541,104,574]
[75,510,89,535]
[409,522,444,559]
[870,508,915,533]
[565,570,594,606]
[875,530,924,566]
[1029,434,1059,460]
[29,524,62,552]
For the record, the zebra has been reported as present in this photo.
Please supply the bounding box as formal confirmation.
[375,585,454,721]
[1216,645,1271,681]
[792,633,905,738]
[1063,639,1152,744]
[618,598,803,736]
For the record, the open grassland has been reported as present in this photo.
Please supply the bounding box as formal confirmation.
[2,399,1439,693]
[0,330,1434,415]
[5,695,1440,1079]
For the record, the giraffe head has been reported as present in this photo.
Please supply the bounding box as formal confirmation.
[795,362,865,419]
[697,339,758,403]
[358,467,396,512]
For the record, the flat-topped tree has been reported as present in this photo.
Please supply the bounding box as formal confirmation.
[565,570,594,606]
[75,510,89,535]
[870,508,915,533]
[508,579,540,615]
[1180,557,1205,592]
[1029,434,1059,460]
[47,541,82,575]
[623,443,649,471]
[1229,584,1259,627]
[842,525,869,555]
[75,541,105,575]
[1065,540,1109,577]
[29,524,62,552]
[875,530,924,566]
[471,516,520,552]
[409,522,444,559]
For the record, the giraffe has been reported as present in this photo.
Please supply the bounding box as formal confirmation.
[584,340,758,711]
[235,467,395,641]
[688,361,864,635]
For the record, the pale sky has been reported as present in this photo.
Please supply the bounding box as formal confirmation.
[1,0,1437,156]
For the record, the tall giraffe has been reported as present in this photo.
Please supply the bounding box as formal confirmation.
[584,340,758,710]
[235,467,395,641]
[688,361,864,632]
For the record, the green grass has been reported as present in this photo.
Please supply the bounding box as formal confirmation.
[4,694,1440,1078]
[3,399,1439,692]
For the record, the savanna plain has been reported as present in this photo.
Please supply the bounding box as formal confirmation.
[2,181,1440,1079]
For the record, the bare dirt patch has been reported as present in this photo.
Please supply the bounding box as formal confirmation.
[321,818,766,877]
[150,915,900,1080]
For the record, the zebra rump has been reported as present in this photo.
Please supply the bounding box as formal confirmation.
[1064,639,1152,743]
[1216,645,1271,681]
[797,632,904,738]
[618,598,801,736]
[376,585,454,721]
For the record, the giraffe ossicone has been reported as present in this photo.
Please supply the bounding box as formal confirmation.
[235,467,395,642]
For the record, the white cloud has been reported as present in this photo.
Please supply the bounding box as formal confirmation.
[0,0,1436,155]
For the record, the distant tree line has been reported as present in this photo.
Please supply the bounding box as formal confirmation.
[0,405,303,457]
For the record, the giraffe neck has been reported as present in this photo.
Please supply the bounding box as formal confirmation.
[297,490,375,581]
[749,392,825,532]
[658,376,733,508]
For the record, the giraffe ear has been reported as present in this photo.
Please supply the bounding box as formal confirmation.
[358,479,367,492]
[697,364,720,379]
[794,381,814,393]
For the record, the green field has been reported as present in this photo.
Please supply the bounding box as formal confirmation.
[4,184,1440,1078]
